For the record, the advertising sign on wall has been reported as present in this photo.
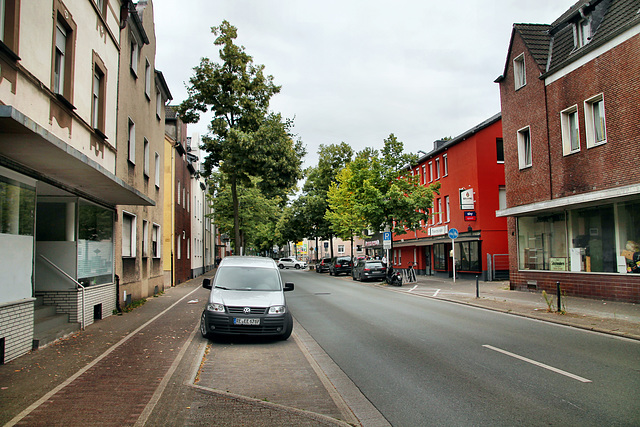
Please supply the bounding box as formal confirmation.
[460,188,475,210]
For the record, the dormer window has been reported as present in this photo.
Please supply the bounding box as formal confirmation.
[574,18,591,48]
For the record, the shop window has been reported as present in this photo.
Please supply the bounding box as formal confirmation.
[517,213,567,271]
[433,244,447,270]
[570,206,616,273]
[455,241,481,272]
[0,174,35,236]
[78,201,113,286]
[618,201,640,274]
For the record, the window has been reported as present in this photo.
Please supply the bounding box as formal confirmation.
[122,212,136,257]
[177,231,181,259]
[92,53,107,134]
[187,239,190,259]
[93,0,105,16]
[435,158,440,179]
[128,119,135,163]
[130,39,139,76]
[437,198,443,224]
[517,126,532,169]
[574,19,591,49]
[498,186,507,210]
[428,161,433,182]
[422,165,426,185]
[154,152,160,188]
[433,244,447,270]
[0,174,35,236]
[156,88,162,119]
[144,59,151,99]
[443,154,448,176]
[151,223,160,258]
[513,53,526,89]
[445,196,450,222]
[1,0,20,57]
[338,245,345,254]
[561,105,580,155]
[143,138,150,177]
[455,241,481,272]
[54,22,66,95]
[77,201,113,286]
[585,94,607,147]
[496,138,504,163]
[142,220,149,257]
[177,180,181,205]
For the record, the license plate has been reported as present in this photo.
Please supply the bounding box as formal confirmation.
[234,318,260,325]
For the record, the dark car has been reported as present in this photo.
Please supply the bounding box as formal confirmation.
[329,256,352,276]
[315,257,332,273]
[200,256,294,340]
[352,260,387,281]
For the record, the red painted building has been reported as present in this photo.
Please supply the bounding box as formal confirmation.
[392,114,508,280]
[496,0,640,302]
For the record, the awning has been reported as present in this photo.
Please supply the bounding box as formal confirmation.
[393,231,482,247]
[0,106,154,207]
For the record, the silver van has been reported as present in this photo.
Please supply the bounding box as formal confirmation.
[200,256,294,340]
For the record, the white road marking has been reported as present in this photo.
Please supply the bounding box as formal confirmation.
[483,345,592,383]
[433,289,441,297]
[408,285,418,292]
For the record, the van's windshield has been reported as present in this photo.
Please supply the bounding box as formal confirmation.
[214,267,281,291]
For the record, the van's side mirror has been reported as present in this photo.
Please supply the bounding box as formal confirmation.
[203,278,212,289]
[284,282,294,292]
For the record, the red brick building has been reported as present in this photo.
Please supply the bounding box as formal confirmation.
[496,0,640,302]
[393,114,508,280]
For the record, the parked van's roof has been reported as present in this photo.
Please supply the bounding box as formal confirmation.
[218,256,278,269]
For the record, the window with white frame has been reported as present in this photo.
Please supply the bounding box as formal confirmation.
[438,198,443,224]
[574,18,591,49]
[498,186,507,210]
[177,180,180,205]
[429,161,433,182]
[443,154,448,176]
[142,220,149,257]
[422,165,426,185]
[1,0,20,55]
[156,88,162,119]
[561,105,580,155]
[517,126,532,169]
[144,59,151,99]
[143,138,150,177]
[128,119,135,163]
[435,158,440,179]
[584,94,607,147]
[338,245,345,254]
[445,196,450,222]
[513,53,526,89]
[130,39,139,76]
[122,212,136,257]
[154,153,160,187]
[152,223,160,258]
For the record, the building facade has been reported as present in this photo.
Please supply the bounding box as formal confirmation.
[0,0,154,363]
[115,0,171,305]
[163,106,191,286]
[392,114,508,280]
[496,0,640,302]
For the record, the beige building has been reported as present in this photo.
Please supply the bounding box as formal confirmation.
[114,0,171,305]
[0,0,155,363]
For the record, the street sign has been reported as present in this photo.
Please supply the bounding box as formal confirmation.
[448,228,459,239]
[383,232,391,249]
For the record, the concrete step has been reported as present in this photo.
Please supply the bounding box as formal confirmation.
[33,312,80,349]
[34,304,57,321]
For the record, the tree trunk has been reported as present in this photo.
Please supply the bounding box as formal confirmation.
[231,176,241,255]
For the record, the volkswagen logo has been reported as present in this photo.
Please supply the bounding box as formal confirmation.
[243,307,251,314]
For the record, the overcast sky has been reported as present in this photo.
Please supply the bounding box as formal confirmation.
[153,0,575,167]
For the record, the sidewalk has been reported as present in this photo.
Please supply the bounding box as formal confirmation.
[390,274,640,340]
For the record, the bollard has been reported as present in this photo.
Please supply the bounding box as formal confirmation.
[557,281,561,312]
[476,275,479,298]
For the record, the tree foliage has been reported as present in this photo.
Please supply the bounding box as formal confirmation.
[178,20,305,252]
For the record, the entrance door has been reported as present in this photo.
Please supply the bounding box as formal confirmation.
[424,246,432,276]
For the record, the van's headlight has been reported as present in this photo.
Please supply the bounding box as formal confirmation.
[269,306,286,314]
[207,303,225,313]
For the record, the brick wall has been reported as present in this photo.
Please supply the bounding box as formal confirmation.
[37,283,116,328]
[510,270,640,303]
[0,299,35,363]
[499,32,552,208]
[545,34,640,197]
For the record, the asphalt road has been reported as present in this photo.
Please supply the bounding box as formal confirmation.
[284,270,640,426]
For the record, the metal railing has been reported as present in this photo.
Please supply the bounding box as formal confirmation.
[487,254,510,281]
[38,255,85,330]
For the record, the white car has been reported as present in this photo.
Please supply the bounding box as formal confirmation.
[277,257,307,269]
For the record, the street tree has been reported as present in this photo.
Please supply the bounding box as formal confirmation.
[178,21,304,252]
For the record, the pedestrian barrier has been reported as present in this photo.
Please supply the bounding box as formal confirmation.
[402,266,417,283]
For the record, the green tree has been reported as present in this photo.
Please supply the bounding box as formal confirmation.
[178,21,305,252]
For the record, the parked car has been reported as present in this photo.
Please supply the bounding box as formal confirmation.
[315,257,332,273]
[200,256,294,340]
[352,259,386,281]
[277,257,307,269]
[329,256,352,276]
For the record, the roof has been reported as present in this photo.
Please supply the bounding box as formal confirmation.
[497,0,640,81]
[218,256,278,269]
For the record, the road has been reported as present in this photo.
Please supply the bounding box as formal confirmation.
[283,269,640,426]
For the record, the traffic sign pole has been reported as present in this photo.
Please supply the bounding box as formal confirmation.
[448,228,459,283]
